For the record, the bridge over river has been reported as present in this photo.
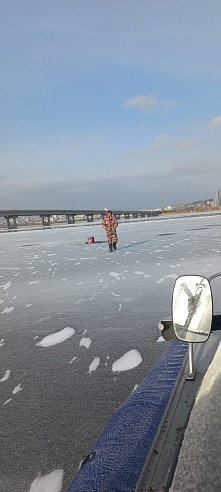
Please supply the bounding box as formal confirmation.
[0,209,161,230]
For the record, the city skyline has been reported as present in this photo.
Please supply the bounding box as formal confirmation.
[1,1,221,210]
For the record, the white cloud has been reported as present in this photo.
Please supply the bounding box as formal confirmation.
[144,135,196,153]
[124,94,158,110]
[123,94,179,111]
[162,99,180,111]
[120,135,197,156]
[209,115,221,127]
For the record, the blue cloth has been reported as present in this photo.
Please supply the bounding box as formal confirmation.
[66,339,188,492]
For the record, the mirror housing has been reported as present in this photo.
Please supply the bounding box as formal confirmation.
[158,320,175,341]
[172,275,213,343]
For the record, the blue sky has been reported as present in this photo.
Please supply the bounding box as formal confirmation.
[1,0,221,210]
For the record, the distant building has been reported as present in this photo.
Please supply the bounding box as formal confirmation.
[213,189,221,207]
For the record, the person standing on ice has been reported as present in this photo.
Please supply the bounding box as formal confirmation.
[102,210,118,252]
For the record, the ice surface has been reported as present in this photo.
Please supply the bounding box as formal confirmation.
[1,213,221,490]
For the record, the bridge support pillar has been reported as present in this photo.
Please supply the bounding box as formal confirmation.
[86,214,94,222]
[67,215,75,224]
[5,216,17,230]
[41,215,51,227]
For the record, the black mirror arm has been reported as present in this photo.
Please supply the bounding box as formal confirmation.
[211,314,221,331]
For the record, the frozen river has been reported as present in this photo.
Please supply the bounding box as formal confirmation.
[1,212,221,492]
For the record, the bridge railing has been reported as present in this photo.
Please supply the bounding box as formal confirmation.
[0,209,161,230]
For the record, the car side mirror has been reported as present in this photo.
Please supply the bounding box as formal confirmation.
[172,275,213,343]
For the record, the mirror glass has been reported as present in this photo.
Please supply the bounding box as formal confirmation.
[172,275,212,343]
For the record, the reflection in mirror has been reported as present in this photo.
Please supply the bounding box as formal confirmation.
[172,275,213,343]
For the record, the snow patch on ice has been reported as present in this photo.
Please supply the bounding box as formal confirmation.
[156,277,165,284]
[80,257,98,260]
[134,271,150,278]
[36,327,75,347]
[164,273,177,279]
[3,282,12,290]
[2,307,14,314]
[4,398,12,405]
[88,357,100,373]
[69,356,77,364]
[0,369,11,382]
[157,273,177,283]
[12,383,23,394]
[109,272,125,281]
[29,278,42,285]
[157,336,165,343]
[28,469,63,492]
[112,349,142,372]
[1,281,12,291]
[80,337,91,349]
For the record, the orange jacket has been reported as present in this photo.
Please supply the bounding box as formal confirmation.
[102,215,118,232]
